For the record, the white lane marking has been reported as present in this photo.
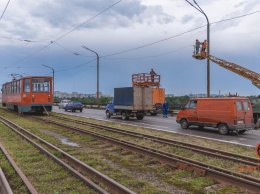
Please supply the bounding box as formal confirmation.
[140,123,169,129]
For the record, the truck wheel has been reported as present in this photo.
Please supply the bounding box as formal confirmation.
[106,110,111,118]
[137,115,144,120]
[238,130,246,134]
[218,124,229,135]
[181,119,189,129]
[121,112,129,120]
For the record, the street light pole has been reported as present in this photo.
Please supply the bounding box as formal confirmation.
[81,46,100,107]
[186,0,210,97]
[42,64,55,103]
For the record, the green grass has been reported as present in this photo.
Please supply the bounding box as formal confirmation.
[0,108,254,193]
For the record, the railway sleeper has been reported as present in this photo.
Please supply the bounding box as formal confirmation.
[176,162,206,176]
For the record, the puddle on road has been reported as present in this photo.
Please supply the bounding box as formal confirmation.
[61,138,79,147]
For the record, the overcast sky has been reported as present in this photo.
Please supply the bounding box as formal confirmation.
[0,0,260,96]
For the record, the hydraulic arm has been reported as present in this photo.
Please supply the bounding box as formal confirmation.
[193,51,260,89]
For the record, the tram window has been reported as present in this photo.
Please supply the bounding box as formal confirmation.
[13,82,17,93]
[17,80,21,93]
[24,78,31,92]
[32,78,50,92]
[7,83,10,94]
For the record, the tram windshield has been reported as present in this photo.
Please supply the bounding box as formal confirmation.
[32,78,51,92]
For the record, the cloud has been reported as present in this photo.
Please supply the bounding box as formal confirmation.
[181,15,193,24]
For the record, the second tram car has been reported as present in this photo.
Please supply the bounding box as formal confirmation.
[1,76,53,114]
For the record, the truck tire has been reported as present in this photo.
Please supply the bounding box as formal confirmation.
[136,115,144,120]
[218,124,229,135]
[121,112,129,120]
[180,119,189,129]
[238,130,246,134]
[106,110,111,118]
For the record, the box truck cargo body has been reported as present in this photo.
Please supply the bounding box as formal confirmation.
[106,87,156,120]
[176,97,254,135]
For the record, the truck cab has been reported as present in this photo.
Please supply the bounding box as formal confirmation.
[105,99,115,118]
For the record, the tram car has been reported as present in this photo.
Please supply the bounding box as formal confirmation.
[1,76,53,114]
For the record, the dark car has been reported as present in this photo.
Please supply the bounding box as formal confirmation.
[64,102,83,112]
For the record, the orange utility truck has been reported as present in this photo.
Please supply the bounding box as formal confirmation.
[176,97,254,135]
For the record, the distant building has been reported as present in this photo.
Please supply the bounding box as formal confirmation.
[54,91,106,99]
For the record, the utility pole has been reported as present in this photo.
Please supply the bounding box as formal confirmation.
[185,0,210,97]
[81,46,100,107]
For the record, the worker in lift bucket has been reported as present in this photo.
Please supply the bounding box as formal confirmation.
[195,39,201,54]
[150,68,157,82]
[201,39,207,52]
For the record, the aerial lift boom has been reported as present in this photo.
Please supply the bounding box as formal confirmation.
[193,51,260,89]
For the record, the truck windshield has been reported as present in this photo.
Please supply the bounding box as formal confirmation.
[185,100,197,109]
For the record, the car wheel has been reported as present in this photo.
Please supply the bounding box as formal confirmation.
[180,119,189,129]
[218,124,229,135]
[65,109,67,112]
[106,110,111,118]
[80,109,82,112]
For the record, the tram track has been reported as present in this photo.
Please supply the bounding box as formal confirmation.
[32,114,260,193]
[0,116,135,194]
[0,142,37,194]
[51,114,260,166]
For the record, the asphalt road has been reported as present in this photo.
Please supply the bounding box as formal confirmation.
[53,106,260,148]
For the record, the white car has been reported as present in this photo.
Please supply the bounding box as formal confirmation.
[59,100,71,109]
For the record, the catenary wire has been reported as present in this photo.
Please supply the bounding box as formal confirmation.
[1,5,259,74]
[0,0,123,73]
[0,0,11,21]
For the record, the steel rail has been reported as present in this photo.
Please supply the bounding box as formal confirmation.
[0,143,37,194]
[34,116,260,193]
[0,116,135,194]
[0,168,13,194]
[52,115,260,166]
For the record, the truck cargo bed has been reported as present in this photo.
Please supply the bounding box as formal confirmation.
[114,87,153,111]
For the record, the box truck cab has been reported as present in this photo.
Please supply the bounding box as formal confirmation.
[176,97,254,135]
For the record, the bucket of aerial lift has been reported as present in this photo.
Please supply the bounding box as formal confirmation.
[192,51,207,60]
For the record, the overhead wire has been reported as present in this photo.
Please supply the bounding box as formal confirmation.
[1,0,123,72]
[102,45,193,60]
[0,0,11,21]
[101,10,260,58]
[1,3,259,74]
